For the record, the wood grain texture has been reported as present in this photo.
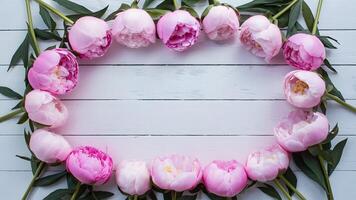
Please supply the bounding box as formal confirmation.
[0,0,355,199]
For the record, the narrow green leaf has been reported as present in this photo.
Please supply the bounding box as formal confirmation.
[91,191,114,199]
[163,192,172,200]
[34,171,67,186]
[8,34,29,71]
[52,0,92,14]
[66,173,79,190]
[182,0,203,7]
[16,155,31,161]
[67,6,109,22]
[301,2,316,33]
[143,0,156,8]
[17,112,29,124]
[31,155,40,175]
[145,9,170,21]
[317,68,345,101]
[35,29,62,41]
[328,139,348,175]
[323,124,339,144]
[148,190,158,200]
[105,3,131,21]
[287,0,302,36]
[323,59,337,73]
[39,6,56,31]
[43,189,72,200]
[0,86,23,99]
[258,183,282,200]
[283,167,297,196]
[156,0,175,11]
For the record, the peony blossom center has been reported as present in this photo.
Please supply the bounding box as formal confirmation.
[166,23,198,51]
[292,80,309,94]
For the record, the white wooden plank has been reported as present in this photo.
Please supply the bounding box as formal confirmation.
[1,65,356,100]
[1,100,355,135]
[1,170,354,200]
[0,30,353,65]
[1,135,353,171]
[0,0,354,30]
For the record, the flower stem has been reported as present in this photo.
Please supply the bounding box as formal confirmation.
[273,179,292,200]
[318,145,334,200]
[70,182,81,200]
[34,0,74,25]
[172,0,179,10]
[0,109,24,123]
[312,0,324,34]
[171,191,177,200]
[25,0,41,56]
[133,195,138,200]
[326,93,356,113]
[21,161,45,200]
[131,0,139,8]
[272,0,299,21]
[279,175,307,200]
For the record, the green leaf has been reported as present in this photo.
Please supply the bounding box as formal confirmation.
[287,0,302,36]
[16,155,31,161]
[328,139,348,175]
[258,183,282,200]
[17,112,29,124]
[8,34,29,71]
[293,152,327,190]
[143,0,156,8]
[31,155,40,175]
[301,2,316,33]
[66,173,79,190]
[319,36,337,49]
[0,86,22,99]
[39,5,56,31]
[179,195,198,200]
[156,0,175,11]
[163,192,172,200]
[323,59,337,73]
[182,0,203,7]
[283,167,297,196]
[35,29,62,41]
[145,9,170,21]
[34,171,67,186]
[105,3,131,21]
[317,68,345,101]
[148,190,158,200]
[92,191,114,199]
[67,6,109,22]
[52,0,92,14]
[43,189,72,200]
[323,124,339,144]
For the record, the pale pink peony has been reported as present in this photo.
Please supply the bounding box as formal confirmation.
[112,8,156,48]
[68,16,112,59]
[283,33,326,71]
[274,110,329,152]
[28,48,78,95]
[245,145,290,182]
[150,155,202,191]
[202,5,239,41]
[66,146,113,185]
[29,129,71,163]
[203,160,248,197]
[239,15,282,62]
[25,90,68,128]
[116,160,151,195]
[284,70,326,108]
[157,10,200,51]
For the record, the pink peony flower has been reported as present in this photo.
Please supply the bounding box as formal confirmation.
[66,146,113,185]
[68,16,112,59]
[29,129,71,163]
[284,70,326,108]
[28,48,78,95]
[112,8,156,48]
[274,110,329,152]
[150,155,202,191]
[157,10,200,51]
[203,160,247,197]
[239,15,282,62]
[202,5,239,41]
[116,160,151,195]
[245,145,290,182]
[25,90,68,128]
[283,33,326,71]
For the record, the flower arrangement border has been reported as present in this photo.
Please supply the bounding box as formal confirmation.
[0,0,355,200]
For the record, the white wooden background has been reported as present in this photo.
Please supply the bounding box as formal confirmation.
[0,0,355,199]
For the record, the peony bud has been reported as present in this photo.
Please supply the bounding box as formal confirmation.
[25,90,68,128]
[274,110,329,152]
[112,8,156,48]
[68,16,112,59]
[29,129,71,163]
[283,33,326,71]
[150,155,202,191]
[239,15,282,62]
[116,160,151,195]
[157,10,200,51]
[203,160,247,197]
[202,5,239,41]
[245,145,290,182]
[284,70,326,108]
[28,48,79,95]
[66,146,113,185]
